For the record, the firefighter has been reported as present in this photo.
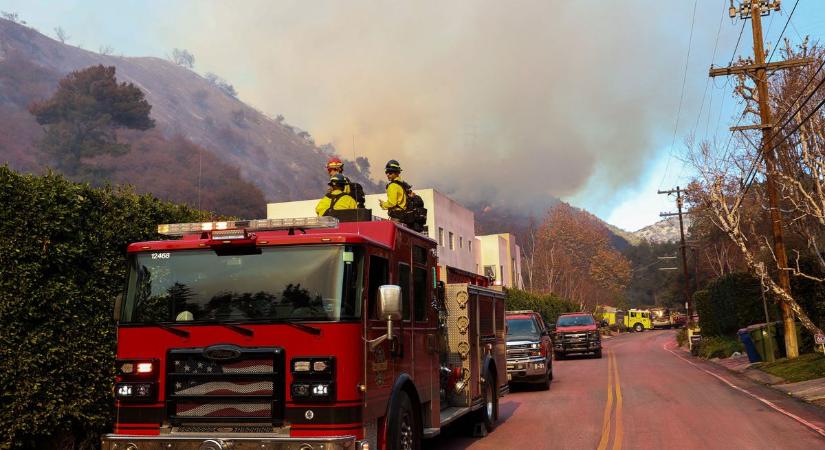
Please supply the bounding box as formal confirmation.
[316,174,357,216]
[326,157,366,208]
[326,157,349,185]
[380,159,407,220]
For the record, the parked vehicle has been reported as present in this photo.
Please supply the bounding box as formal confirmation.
[552,312,602,359]
[505,310,553,389]
[602,310,624,327]
[102,214,508,450]
[650,307,673,328]
[624,308,653,332]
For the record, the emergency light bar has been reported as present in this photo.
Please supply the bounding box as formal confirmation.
[157,216,339,237]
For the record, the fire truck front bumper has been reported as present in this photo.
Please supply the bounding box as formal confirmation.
[101,434,364,450]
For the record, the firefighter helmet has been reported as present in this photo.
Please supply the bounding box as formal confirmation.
[328,173,348,186]
[385,159,402,173]
[326,157,344,170]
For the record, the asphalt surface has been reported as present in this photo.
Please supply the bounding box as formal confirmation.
[427,330,825,449]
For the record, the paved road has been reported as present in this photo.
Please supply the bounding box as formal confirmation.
[428,330,825,449]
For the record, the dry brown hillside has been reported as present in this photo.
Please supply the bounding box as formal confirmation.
[0,18,379,210]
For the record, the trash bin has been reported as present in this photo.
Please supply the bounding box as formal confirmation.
[738,327,761,363]
[749,322,780,362]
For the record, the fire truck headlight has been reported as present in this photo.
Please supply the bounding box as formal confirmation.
[291,357,335,375]
[117,359,157,378]
[115,382,155,401]
[312,384,329,396]
[292,383,310,398]
[293,360,311,372]
[117,384,133,397]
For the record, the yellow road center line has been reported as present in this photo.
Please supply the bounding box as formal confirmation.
[611,351,623,450]
[597,350,614,450]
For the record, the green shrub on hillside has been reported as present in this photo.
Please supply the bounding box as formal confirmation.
[505,288,578,325]
[0,167,205,449]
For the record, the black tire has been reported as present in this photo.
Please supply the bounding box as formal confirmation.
[386,391,420,450]
[554,351,564,360]
[634,323,644,332]
[594,349,603,359]
[538,369,551,390]
[548,361,554,381]
[477,369,498,432]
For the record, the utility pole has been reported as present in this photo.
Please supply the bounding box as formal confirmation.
[658,186,692,323]
[710,0,813,358]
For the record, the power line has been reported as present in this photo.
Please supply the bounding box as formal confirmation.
[694,0,729,140]
[660,0,700,189]
[767,0,801,63]
[729,20,747,66]
[732,58,825,211]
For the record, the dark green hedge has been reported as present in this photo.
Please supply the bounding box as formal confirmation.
[694,272,780,338]
[504,288,578,326]
[0,167,205,449]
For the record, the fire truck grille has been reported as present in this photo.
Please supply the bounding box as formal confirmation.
[175,425,278,433]
[166,347,285,425]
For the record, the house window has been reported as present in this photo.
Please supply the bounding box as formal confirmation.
[438,227,444,246]
[468,240,473,252]
[459,236,463,249]
[449,232,454,250]
[484,265,496,280]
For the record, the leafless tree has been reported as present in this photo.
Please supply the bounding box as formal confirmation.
[171,48,195,69]
[1,11,19,22]
[54,26,69,44]
[99,45,114,56]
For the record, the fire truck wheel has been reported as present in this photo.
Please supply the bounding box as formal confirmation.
[386,391,420,450]
[634,323,644,332]
[478,369,498,432]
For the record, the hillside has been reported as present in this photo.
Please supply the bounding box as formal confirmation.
[0,18,380,208]
[632,216,687,244]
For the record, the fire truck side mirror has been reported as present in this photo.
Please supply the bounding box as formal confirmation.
[113,293,123,322]
[378,285,402,321]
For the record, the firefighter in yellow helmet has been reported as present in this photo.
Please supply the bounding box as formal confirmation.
[316,174,357,216]
[380,160,407,220]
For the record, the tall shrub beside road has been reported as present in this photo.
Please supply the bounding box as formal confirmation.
[693,272,778,337]
[505,288,578,326]
[0,167,204,449]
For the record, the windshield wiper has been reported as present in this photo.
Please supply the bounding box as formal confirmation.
[155,323,190,338]
[285,322,321,335]
[220,323,254,336]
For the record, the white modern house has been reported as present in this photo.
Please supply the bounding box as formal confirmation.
[476,233,524,289]
[266,188,522,288]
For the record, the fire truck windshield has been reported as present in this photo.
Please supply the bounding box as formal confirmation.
[120,245,362,324]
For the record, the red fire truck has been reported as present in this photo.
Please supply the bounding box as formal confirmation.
[102,215,507,450]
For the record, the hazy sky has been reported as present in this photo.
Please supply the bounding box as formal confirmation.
[4,0,824,230]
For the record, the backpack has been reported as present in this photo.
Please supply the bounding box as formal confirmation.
[389,180,427,232]
[322,192,352,216]
[348,181,366,208]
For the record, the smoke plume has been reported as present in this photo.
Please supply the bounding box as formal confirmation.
[172,0,711,210]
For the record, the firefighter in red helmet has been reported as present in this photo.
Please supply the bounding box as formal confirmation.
[325,157,365,208]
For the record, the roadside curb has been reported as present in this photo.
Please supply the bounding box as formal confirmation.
[664,341,825,438]
[690,345,825,409]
